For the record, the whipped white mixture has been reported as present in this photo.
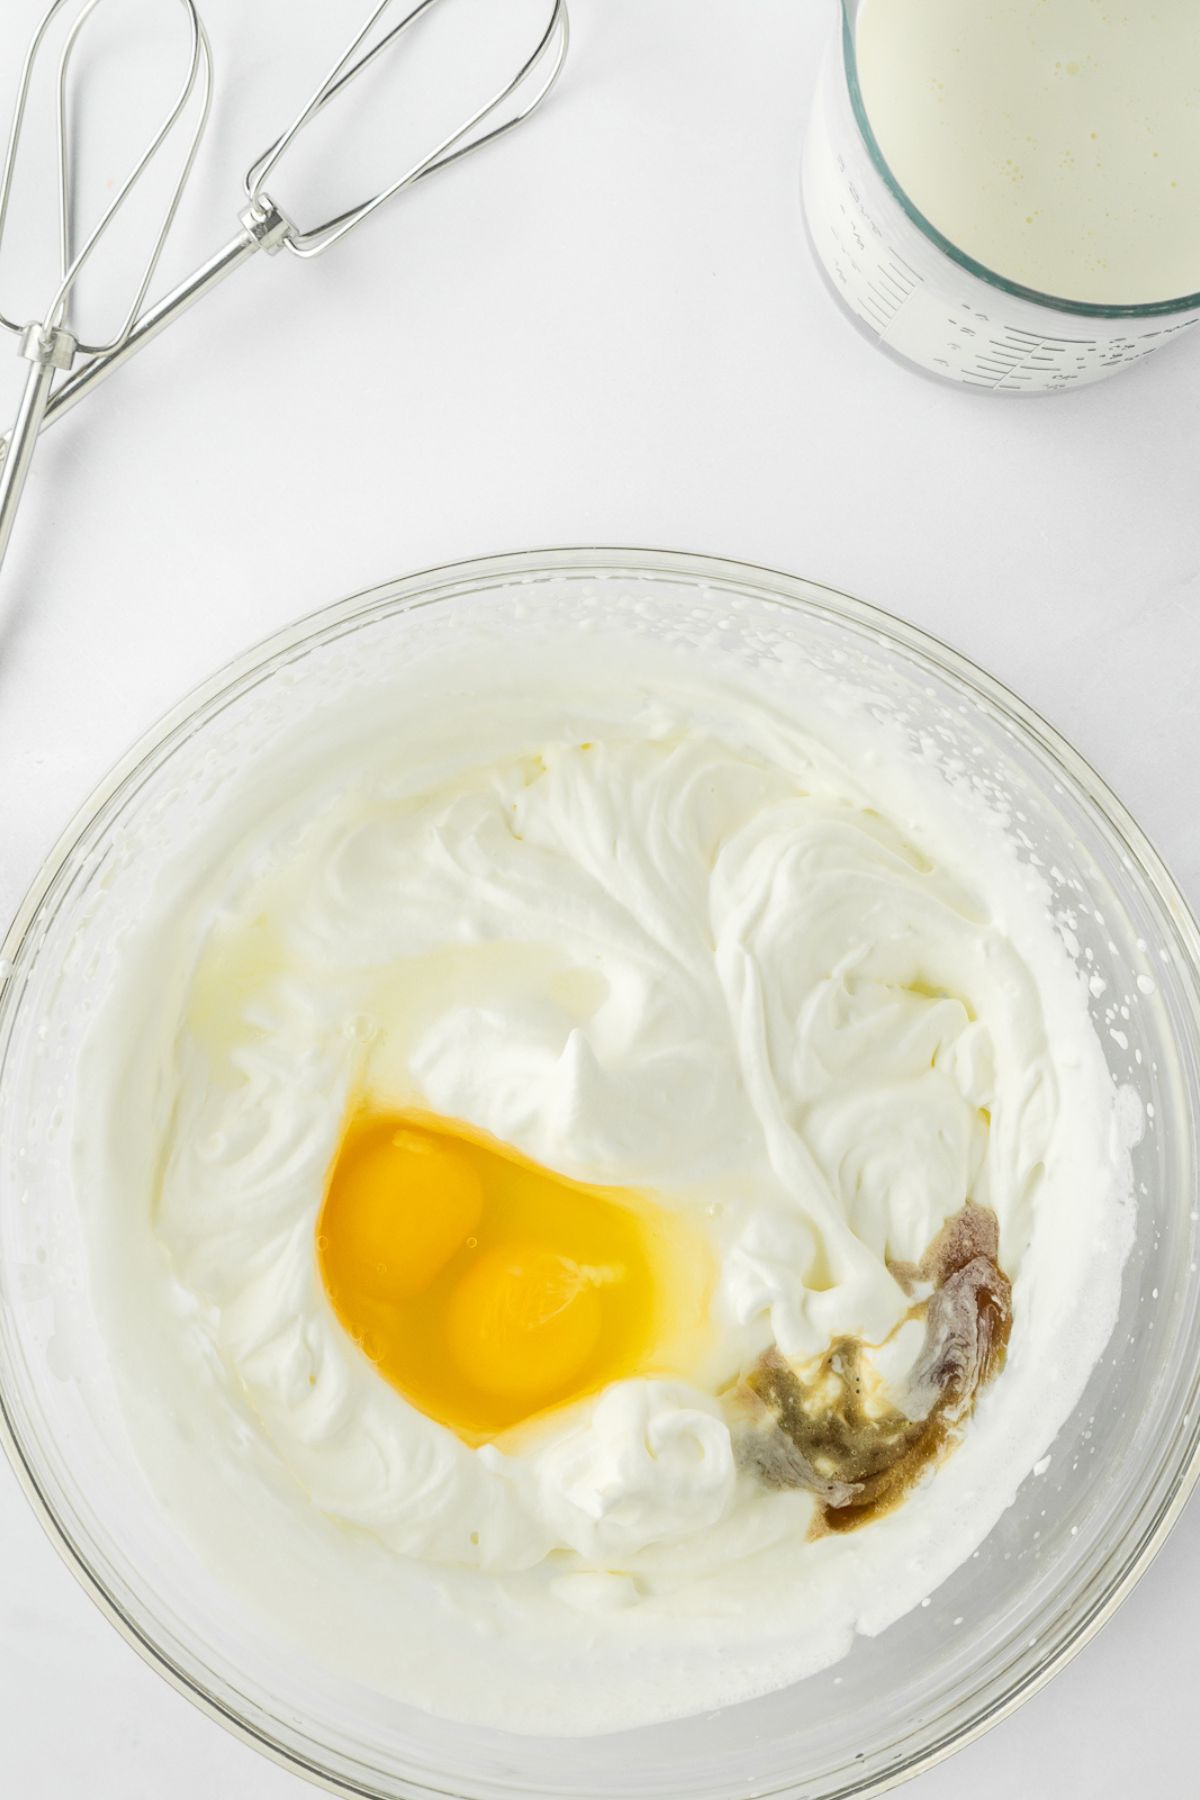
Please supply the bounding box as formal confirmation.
[82,602,1133,1732]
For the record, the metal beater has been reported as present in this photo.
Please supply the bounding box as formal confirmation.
[0,0,570,578]
[0,0,211,573]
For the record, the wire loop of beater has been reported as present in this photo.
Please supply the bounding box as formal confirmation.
[245,0,570,259]
[0,0,212,577]
[0,0,212,355]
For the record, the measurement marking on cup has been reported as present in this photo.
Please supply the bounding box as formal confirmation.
[1002,327,1097,348]
[873,272,906,302]
[867,282,905,319]
[885,253,920,282]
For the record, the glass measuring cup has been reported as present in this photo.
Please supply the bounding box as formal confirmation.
[802,0,1200,391]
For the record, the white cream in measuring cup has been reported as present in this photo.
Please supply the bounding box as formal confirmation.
[803,0,1200,388]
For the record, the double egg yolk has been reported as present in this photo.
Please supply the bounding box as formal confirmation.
[316,1112,714,1441]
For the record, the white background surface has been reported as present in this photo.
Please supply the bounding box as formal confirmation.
[1,1,1198,1794]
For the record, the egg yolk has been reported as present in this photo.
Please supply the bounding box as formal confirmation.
[316,1111,714,1441]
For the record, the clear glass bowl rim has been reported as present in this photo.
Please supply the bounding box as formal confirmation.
[3,544,1200,1799]
[838,0,1200,321]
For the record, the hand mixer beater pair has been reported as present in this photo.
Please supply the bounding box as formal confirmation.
[0,0,570,580]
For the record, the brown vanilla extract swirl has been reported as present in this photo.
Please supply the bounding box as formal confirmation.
[729,1203,1012,1531]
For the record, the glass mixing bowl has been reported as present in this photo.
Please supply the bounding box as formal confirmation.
[2,548,1199,1798]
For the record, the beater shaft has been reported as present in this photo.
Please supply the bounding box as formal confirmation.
[0,324,73,566]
